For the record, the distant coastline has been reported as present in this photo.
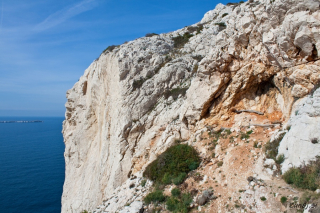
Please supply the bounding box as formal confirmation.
[0,120,43,123]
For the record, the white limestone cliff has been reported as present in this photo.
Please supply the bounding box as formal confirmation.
[62,0,320,212]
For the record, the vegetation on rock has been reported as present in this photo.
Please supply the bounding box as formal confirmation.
[143,190,166,204]
[280,196,287,204]
[166,193,192,213]
[214,22,226,27]
[145,33,158,37]
[264,132,286,161]
[171,188,181,197]
[102,45,119,53]
[143,144,200,184]
[172,32,193,48]
[222,13,228,17]
[283,157,320,191]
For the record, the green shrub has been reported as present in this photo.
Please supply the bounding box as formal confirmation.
[141,179,147,187]
[171,188,181,197]
[222,13,228,17]
[260,196,267,201]
[186,24,203,34]
[173,173,187,185]
[264,132,286,160]
[217,161,223,167]
[166,193,192,213]
[81,211,88,213]
[144,190,166,204]
[181,193,193,207]
[280,196,287,204]
[214,22,226,27]
[162,173,173,184]
[102,45,119,53]
[283,157,320,191]
[172,32,193,48]
[143,144,200,184]
[196,24,203,34]
[166,196,179,211]
[283,168,302,185]
[275,154,285,164]
[189,161,199,171]
[145,33,158,37]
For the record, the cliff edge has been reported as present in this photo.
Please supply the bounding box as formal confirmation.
[62,0,320,212]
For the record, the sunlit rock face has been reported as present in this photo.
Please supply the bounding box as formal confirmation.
[62,0,320,212]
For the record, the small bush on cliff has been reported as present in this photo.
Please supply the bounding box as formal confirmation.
[172,32,193,48]
[172,172,187,185]
[186,24,203,34]
[280,196,287,204]
[264,132,286,160]
[143,144,200,185]
[141,179,147,187]
[144,190,166,204]
[102,45,119,53]
[275,154,285,164]
[283,157,320,191]
[171,188,181,197]
[166,193,192,213]
[214,22,226,27]
[145,33,158,37]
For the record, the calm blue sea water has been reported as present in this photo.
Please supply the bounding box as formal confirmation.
[0,117,65,213]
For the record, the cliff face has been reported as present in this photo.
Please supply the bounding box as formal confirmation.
[62,0,320,212]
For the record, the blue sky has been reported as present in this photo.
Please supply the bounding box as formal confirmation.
[0,0,238,117]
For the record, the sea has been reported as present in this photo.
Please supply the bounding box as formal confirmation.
[0,117,65,213]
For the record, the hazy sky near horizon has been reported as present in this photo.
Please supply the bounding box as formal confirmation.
[0,0,237,117]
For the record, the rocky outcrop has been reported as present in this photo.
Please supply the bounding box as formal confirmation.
[62,0,320,212]
[279,87,320,173]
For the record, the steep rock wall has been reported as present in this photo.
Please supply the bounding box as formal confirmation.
[62,0,320,212]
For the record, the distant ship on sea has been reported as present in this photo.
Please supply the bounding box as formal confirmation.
[0,120,43,123]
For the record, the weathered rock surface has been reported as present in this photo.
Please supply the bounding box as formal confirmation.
[279,87,320,173]
[62,0,320,212]
[92,173,150,213]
